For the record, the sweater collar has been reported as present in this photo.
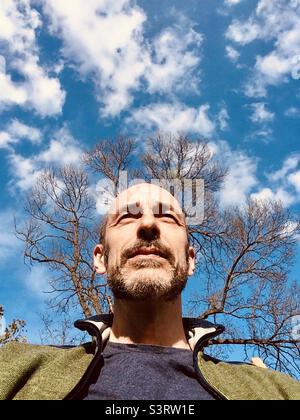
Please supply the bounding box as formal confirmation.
[74,313,225,352]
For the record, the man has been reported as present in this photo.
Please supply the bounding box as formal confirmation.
[0,183,299,400]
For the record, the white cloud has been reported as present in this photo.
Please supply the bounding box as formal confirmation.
[225,0,243,5]
[128,102,216,137]
[0,119,42,149]
[251,187,295,207]
[226,45,240,63]
[8,120,41,143]
[8,153,42,191]
[213,140,296,211]
[226,0,300,96]
[250,103,275,124]
[285,107,300,118]
[145,22,203,95]
[280,221,300,241]
[0,0,65,116]
[0,56,27,109]
[43,0,203,116]
[288,171,300,193]
[247,127,273,142]
[268,155,300,182]
[216,142,258,207]
[255,54,291,87]
[218,0,244,16]
[24,265,50,298]
[43,0,147,117]
[217,107,230,131]
[207,141,219,157]
[20,55,66,117]
[251,154,300,208]
[38,127,82,166]
[0,132,12,149]
[227,19,260,45]
[8,127,83,191]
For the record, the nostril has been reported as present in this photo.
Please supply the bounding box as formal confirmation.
[138,226,159,241]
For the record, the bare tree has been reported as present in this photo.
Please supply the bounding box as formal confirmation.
[0,305,26,346]
[15,165,113,319]
[39,312,87,347]
[190,201,300,377]
[84,136,141,193]
[142,132,226,191]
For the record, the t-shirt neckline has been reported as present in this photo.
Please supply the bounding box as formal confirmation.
[105,341,192,355]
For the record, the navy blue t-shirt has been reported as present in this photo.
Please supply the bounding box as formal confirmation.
[84,342,215,400]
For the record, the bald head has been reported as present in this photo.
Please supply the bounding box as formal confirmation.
[100,183,188,245]
[111,182,184,218]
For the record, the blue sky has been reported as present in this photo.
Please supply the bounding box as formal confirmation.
[0,0,300,343]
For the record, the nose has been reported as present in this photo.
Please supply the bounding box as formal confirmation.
[137,212,160,241]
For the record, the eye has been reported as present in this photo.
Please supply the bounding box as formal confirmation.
[119,214,132,221]
[118,213,140,222]
[160,213,177,222]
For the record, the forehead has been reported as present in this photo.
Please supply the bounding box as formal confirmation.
[109,184,183,216]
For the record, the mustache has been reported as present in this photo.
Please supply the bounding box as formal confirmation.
[121,240,175,266]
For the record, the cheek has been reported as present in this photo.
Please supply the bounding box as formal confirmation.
[179,250,189,264]
[164,230,188,254]
[174,242,190,265]
[107,244,125,268]
[108,250,119,265]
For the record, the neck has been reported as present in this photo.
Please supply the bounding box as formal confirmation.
[109,296,190,350]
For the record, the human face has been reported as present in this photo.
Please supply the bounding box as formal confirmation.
[94,183,195,301]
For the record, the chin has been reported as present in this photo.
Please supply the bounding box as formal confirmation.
[126,268,173,287]
[108,264,187,301]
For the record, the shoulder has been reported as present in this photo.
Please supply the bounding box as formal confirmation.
[199,354,300,400]
[0,341,93,361]
[0,341,94,400]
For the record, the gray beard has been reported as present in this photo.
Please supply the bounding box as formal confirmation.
[106,260,189,302]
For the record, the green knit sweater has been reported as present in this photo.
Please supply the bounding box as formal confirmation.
[0,342,299,400]
[0,316,299,400]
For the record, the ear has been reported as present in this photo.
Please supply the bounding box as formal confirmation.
[187,246,196,276]
[94,244,107,275]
